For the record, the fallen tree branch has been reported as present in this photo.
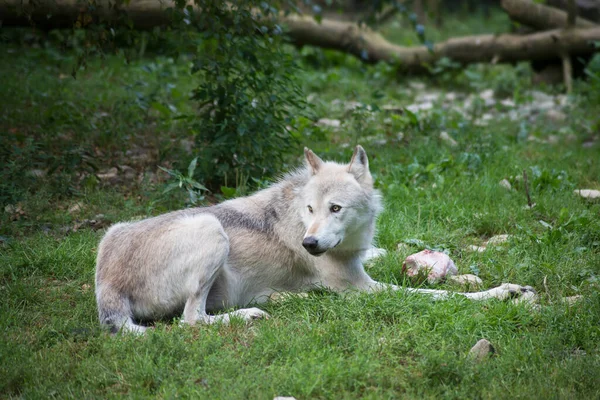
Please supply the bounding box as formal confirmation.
[283,13,600,72]
[3,0,600,74]
[501,0,597,30]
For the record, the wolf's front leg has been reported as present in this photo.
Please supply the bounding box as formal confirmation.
[364,281,536,302]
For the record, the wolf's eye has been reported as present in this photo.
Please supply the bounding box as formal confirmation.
[307,205,313,213]
[330,205,342,213]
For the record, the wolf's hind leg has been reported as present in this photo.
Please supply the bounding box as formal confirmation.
[179,215,231,326]
[96,284,147,334]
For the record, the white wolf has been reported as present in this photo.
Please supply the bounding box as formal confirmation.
[95,145,533,333]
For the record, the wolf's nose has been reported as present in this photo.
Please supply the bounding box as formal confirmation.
[302,236,319,250]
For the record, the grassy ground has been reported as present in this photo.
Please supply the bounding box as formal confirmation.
[2,11,600,399]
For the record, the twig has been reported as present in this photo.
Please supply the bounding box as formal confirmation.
[543,275,550,297]
[523,169,533,208]
[561,52,573,93]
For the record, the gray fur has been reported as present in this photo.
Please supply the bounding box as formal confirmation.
[95,145,535,334]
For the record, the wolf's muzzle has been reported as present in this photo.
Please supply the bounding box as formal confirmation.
[302,236,325,256]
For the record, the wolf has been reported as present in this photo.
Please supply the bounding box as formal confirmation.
[95,145,534,333]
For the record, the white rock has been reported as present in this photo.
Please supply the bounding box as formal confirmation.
[445,92,458,101]
[402,250,458,284]
[499,179,512,190]
[274,397,297,400]
[68,202,83,214]
[546,109,566,123]
[479,89,494,100]
[486,234,512,246]
[316,118,341,128]
[416,92,441,103]
[97,167,118,181]
[467,245,487,253]
[448,274,483,289]
[561,295,583,305]
[439,131,458,148]
[397,242,411,252]
[469,339,495,362]
[406,102,433,113]
[500,99,516,107]
[344,101,363,111]
[408,82,426,90]
[529,90,554,104]
[27,169,47,178]
[574,189,600,200]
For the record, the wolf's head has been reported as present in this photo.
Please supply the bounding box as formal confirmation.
[301,145,381,256]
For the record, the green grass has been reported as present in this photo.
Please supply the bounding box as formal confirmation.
[2,12,600,398]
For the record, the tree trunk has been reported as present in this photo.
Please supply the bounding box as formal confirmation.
[501,0,597,30]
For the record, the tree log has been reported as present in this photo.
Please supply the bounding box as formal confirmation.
[501,0,597,30]
[283,13,600,72]
[2,0,600,74]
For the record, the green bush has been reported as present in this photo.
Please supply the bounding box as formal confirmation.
[186,0,306,189]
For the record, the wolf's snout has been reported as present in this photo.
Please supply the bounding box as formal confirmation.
[302,236,319,251]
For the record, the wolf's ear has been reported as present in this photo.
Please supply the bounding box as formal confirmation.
[348,145,370,181]
[304,147,324,175]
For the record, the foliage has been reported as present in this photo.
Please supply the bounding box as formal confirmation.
[159,157,208,205]
[185,0,306,189]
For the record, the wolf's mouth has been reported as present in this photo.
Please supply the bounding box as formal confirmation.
[306,239,342,257]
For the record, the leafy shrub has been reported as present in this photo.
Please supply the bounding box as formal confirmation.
[186,0,306,189]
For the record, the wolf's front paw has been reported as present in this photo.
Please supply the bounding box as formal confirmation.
[237,307,270,321]
[492,283,537,302]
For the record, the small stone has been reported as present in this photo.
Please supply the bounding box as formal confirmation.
[445,92,458,101]
[546,109,566,123]
[416,92,441,103]
[119,165,136,180]
[529,90,554,103]
[397,242,411,252]
[574,189,600,200]
[439,131,458,148]
[499,179,512,190]
[479,89,494,100]
[448,274,483,290]
[382,104,404,113]
[402,250,458,284]
[469,339,495,362]
[408,82,426,90]
[546,135,560,144]
[27,169,47,178]
[68,203,83,214]
[97,167,118,181]
[316,118,341,128]
[562,295,583,305]
[486,234,511,246]
[467,245,487,253]
[406,102,433,113]
[500,99,516,107]
[274,397,297,400]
